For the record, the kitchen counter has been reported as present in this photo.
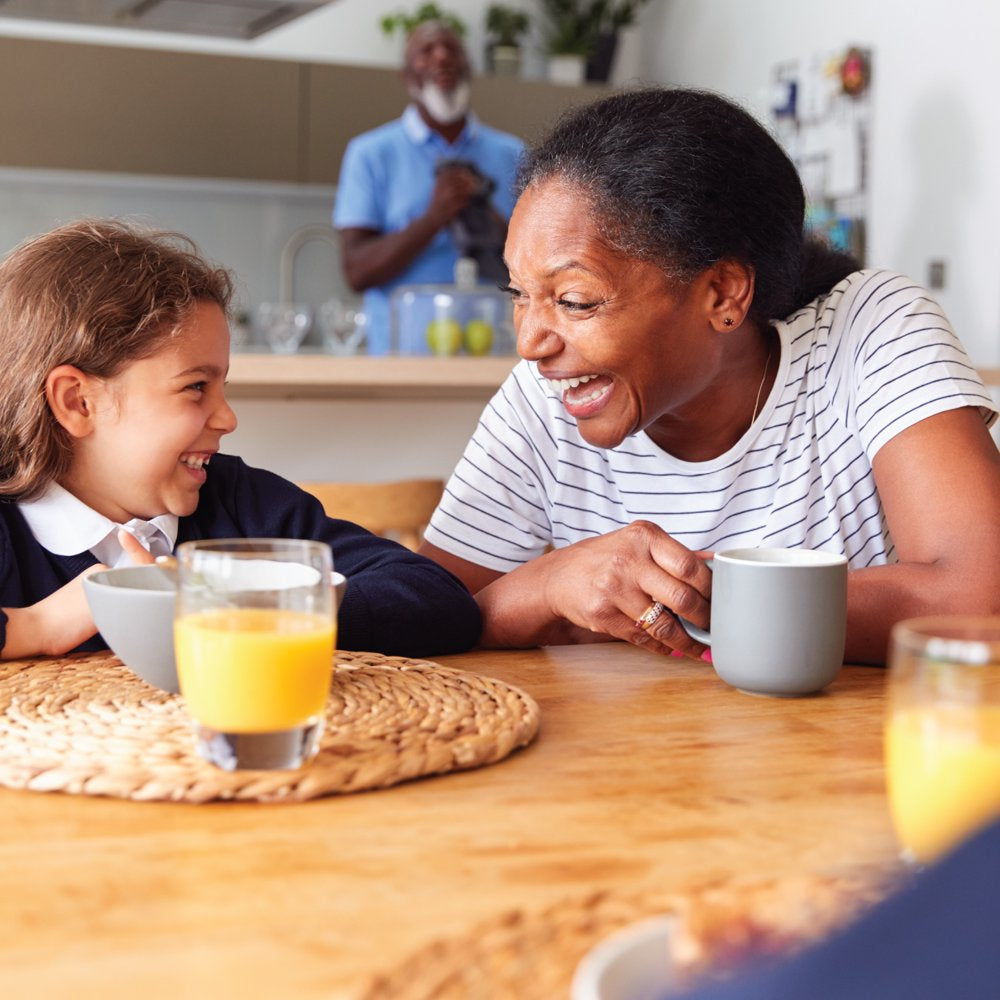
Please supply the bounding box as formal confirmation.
[227,352,518,401]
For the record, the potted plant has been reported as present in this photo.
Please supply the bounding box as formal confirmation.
[484,4,530,77]
[586,0,651,81]
[539,0,651,84]
[379,2,467,40]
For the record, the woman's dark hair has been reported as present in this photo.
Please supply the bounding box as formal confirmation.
[517,87,858,324]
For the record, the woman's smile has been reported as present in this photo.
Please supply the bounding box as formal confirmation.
[544,372,615,416]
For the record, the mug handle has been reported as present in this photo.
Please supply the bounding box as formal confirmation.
[679,558,713,645]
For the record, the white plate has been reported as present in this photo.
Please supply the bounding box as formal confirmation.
[571,915,677,1000]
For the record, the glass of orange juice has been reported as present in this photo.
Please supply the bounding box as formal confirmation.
[885,616,1000,865]
[174,538,337,771]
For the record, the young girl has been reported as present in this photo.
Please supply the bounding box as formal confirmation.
[0,219,481,660]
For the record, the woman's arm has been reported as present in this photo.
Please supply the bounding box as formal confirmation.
[848,406,1000,663]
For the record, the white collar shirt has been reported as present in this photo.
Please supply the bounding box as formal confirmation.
[18,482,178,568]
[402,103,480,154]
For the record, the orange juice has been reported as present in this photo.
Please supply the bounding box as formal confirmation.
[885,704,1000,863]
[175,608,335,733]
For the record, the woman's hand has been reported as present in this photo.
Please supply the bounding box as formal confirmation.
[423,522,713,655]
[530,521,713,655]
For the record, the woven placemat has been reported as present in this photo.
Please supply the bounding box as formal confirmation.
[0,650,539,803]
[358,869,897,1000]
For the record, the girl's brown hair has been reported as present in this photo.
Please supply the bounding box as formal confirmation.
[0,218,233,500]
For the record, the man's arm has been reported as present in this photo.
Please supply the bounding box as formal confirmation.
[339,166,481,291]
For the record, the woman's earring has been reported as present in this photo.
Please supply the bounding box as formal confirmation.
[723,317,735,327]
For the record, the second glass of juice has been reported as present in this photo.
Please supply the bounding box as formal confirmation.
[174,538,336,771]
[885,616,1000,865]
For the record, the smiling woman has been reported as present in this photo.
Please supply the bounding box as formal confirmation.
[418,87,1000,666]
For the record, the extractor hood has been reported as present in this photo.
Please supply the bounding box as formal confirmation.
[0,1,333,40]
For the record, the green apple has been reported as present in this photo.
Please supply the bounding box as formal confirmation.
[463,319,494,356]
[426,318,462,356]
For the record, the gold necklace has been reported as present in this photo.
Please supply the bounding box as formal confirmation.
[750,343,773,426]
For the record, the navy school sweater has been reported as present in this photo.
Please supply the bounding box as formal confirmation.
[0,454,482,658]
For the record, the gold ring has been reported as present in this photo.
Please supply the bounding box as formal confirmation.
[635,601,665,631]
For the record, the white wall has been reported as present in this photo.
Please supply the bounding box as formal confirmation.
[228,398,486,482]
[642,0,1000,367]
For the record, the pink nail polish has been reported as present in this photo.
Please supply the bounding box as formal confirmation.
[700,649,713,663]
[670,649,683,658]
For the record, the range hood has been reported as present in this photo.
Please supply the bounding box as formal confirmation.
[0,0,333,40]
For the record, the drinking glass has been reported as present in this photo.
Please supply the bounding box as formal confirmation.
[174,539,336,771]
[318,298,368,355]
[257,302,312,354]
[885,616,1000,864]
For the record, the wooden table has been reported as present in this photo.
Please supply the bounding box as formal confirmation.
[0,644,898,999]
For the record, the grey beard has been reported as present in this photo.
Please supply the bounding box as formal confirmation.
[411,80,470,125]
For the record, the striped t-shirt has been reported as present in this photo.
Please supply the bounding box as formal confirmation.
[425,270,997,572]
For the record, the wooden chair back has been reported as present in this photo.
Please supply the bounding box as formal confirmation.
[297,478,445,551]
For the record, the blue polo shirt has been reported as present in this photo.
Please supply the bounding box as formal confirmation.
[333,105,524,354]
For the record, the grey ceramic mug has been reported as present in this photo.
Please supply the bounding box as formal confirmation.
[683,547,848,696]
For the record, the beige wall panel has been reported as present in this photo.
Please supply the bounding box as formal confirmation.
[303,63,611,185]
[302,63,409,185]
[0,38,302,181]
[470,76,613,147]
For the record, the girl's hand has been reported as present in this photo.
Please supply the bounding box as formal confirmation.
[117,528,156,565]
[1,565,106,659]
[536,521,714,656]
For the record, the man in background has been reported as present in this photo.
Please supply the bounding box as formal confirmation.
[333,21,524,354]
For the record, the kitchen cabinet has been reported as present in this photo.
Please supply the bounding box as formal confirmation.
[0,37,301,180]
[0,36,610,184]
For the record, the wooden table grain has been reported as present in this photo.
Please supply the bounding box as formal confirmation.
[0,644,898,999]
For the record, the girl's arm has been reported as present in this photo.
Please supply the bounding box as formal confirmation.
[2,568,103,658]
[1,530,155,660]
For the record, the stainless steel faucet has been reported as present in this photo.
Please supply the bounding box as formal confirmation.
[278,224,340,304]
